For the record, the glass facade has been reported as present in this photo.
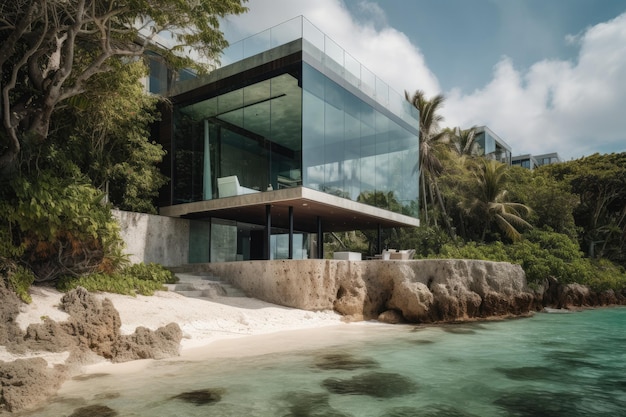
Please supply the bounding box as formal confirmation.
[475,127,512,165]
[171,48,418,217]
[173,69,303,202]
[188,218,312,261]
[301,63,418,215]
[165,16,419,262]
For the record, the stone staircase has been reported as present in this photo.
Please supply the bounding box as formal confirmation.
[165,271,247,299]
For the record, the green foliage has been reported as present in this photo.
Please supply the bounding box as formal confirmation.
[434,229,626,291]
[7,266,36,304]
[1,0,248,173]
[403,226,453,258]
[123,263,177,284]
[324,231,368,258]
[357,191,404,254]
[542,153,626,266]
[0,171,127,283]
[53,60,167,214]
[584,259,626,292]
[57,263,177,296]
[435,240,509,262]
[507,166,578,237]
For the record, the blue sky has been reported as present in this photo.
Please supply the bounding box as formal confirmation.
[220,0,626,160]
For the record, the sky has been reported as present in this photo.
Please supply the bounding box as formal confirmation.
[219,0,626,160]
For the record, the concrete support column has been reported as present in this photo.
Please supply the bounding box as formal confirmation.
[265,204,271,260]
[377,223,382,254]
[317,216,323,259]
[288,206,294,259]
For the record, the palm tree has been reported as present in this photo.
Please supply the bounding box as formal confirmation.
[465,159,532,242]
[448,126,480,157]
[405,90,455,238]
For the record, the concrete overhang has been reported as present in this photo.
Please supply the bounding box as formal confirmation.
[159,187,419,232]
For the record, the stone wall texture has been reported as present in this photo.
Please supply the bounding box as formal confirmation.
[198,259,536,323]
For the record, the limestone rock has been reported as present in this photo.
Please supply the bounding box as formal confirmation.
[60,287,122,359]
[1,287,184,412]
[333,282,367,320]
[558,283,592,308]
[377,309,405,324]
[387,280,433,322]
[23,318,77,352]
[0,284,24,351]
[206,259,538,323]
[113,322,182,363]
[0,358,66,413]
[597,289,618,306]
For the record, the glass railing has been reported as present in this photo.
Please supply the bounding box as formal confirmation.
[220,16,418,128]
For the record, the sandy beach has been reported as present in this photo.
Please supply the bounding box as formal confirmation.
[0,286,347,370]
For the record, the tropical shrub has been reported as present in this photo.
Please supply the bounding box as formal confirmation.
[6,265,36,303]
[434,229,626,291]
[57,263,177,296]
[0,171,128,286]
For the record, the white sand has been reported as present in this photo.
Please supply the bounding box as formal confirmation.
[1,287,346,369]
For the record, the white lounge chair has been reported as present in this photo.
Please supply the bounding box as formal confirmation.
[217,176,259,198]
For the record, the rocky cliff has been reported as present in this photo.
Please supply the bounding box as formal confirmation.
[203,259,625,322]
[203,259,535,322]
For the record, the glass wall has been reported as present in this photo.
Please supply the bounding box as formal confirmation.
[476,129,512,166]
[187,219,311,263]
[302,63,418,217]
[173,62,418,218]
[171,29,419,218]
[173,69,302,203]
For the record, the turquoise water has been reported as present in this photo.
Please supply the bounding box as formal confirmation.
[23,308,626,417]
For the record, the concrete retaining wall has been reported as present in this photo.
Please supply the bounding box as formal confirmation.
[112,210,189,266]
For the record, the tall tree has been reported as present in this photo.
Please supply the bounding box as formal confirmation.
[448,126,480,157]
[55,59,167,213]
[464,159,532,242]
[405,89,454,238]
[543,153,626,265]
[0,0,247,173]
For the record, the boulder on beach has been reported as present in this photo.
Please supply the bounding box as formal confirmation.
[0,287,183,413]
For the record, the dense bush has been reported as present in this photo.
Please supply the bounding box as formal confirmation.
[1,170,179,301]
[433,229,626,291]
[57,263,178,296]
[6,265,36,303]
[0,171,127,285]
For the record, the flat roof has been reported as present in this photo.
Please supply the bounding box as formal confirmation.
[159,187,419,232]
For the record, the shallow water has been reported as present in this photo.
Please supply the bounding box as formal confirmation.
[21,307,626,417]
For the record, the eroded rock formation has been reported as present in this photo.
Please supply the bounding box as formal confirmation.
[0,287,182,413]
[204,259,624,323]
[539,276,625,309]
[0,358,66,413]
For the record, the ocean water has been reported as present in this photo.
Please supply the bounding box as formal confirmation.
[21,307,626,417]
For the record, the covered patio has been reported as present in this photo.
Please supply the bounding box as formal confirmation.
[159,186,419,260]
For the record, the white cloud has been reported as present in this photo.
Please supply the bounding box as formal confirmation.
[221,2,626,160]
[220,0,440,96]
[444,12,626,160]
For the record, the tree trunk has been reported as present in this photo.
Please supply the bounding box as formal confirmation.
[420,170,429,226]
[431,178,455,239]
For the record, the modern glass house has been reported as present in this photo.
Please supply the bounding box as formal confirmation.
[475,126,512,165]
[157,17,420,263]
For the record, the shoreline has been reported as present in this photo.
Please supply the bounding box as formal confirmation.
[2,284,624,414]
[1,287,347,369]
